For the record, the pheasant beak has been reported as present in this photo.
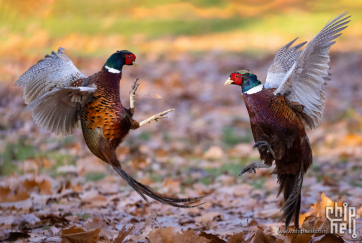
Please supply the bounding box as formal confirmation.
[132,61,138,67]
[224,78,234,86]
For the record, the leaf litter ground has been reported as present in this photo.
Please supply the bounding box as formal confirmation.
[0,52,362,242]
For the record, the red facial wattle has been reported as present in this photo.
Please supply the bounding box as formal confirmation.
[125,54,136,65]
[231,73,243,85]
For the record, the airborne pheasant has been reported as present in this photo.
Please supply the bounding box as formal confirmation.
[16,49,205,207]
[225,12,350,228]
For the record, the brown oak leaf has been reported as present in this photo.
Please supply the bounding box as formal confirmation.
[147,227,211,243]
[227,232,244,243]
[114,225,134,243]
[61,225,100,243]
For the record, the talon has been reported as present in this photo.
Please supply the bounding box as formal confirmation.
[239,162,271,176]
[130,77,140,110]
[130,77,140,95]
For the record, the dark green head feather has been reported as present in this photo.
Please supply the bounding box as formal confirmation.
[104,50,136,72]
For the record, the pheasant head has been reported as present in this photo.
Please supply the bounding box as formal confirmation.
[104,50,137,73]
[225,70,263,94]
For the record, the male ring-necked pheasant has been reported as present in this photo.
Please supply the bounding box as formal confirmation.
[16,49,205,207]
[225,12,350,228]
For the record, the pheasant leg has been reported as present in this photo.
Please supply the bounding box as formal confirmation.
[129,76,140,110]
[139,109,175,127]
[253,141,276,159]
[239,141,275,176]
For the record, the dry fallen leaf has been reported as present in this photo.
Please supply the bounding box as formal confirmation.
[227,232,244,243]
[0,187,29,203]
[21,178,52,195]
[72,184,83,193]
[310,234,344,243]
[283,232,312,243]
[40,214,69,227]
[38,179,52,195]
[22,179,38,191]
[61,226,100,243]
[62,225,86,235]
[247,219,258,227]
[199,232,226,243]
[85,217,107,230]
[162,178,181,194]
[114,225,134,243]
[302,215,324,230]
[80,190,107,207]
[312,193,334,214]
[250,229,269,243]
[147,227,211,243]
[195,212,221,230]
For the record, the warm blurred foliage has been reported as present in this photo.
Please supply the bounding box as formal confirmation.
[1,0,361,82]
[1,0,361,60]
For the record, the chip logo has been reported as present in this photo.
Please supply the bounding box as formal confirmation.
[326,202,358,239]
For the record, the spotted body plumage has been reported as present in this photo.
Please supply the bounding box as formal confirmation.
[16,48,206,208]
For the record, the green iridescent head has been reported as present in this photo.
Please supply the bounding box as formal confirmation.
[225,70,262,94]
[104,50,137,73]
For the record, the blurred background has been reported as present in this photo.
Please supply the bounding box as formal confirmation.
[1,0,362,236]
[1,0,361,71]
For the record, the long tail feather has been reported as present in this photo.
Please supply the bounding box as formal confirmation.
[113,166,209,208]
[278,161,304,229]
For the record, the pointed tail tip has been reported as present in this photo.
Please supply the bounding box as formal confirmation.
[113,166,211,208]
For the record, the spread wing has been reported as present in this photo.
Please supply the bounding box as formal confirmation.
[270,12,350,129]
[16,47,96,136]
[25,87,96,136]
[265,38,307,89]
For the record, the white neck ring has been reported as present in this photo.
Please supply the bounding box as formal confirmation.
[105,65,121,73]
[244,84,263,94]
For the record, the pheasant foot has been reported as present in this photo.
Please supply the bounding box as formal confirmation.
[239,162,271,176]
[129,76,140,109]
[139,109,175,127]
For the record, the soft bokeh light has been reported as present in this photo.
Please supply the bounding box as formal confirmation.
[1,0,361,57]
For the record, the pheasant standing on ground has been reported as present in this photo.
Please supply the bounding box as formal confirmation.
[16,49,205,207]
[224,12,350,228]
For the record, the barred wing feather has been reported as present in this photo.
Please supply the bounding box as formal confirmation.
[265,38,307,89]
[15,47,95,136]
[273,12,350,129]
[15,47,86,104]
[26,87,96,136]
